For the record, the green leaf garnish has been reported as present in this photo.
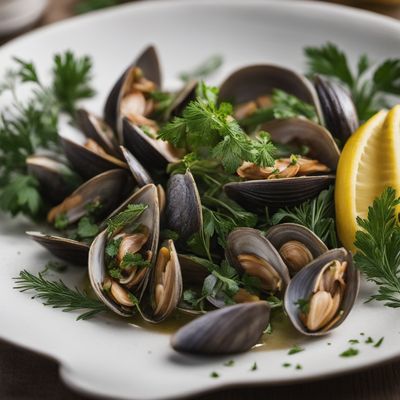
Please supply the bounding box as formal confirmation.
[179,55,223,82]
[288,345,304,355]
[106,204,147,235]
[340,348,359,357]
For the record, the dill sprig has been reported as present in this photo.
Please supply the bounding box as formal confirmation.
[13,270,108,320]
[354,187,400,308]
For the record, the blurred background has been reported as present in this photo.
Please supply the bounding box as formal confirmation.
[0,0,399,45]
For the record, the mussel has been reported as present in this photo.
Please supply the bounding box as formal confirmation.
[226,228,290,293]
[165,170,203,241]
[266,223,328,276]
[171,301,271,355]
[314,75,359,143]
[284,248,359,336]
[88,184,160,316]
[120,145,153,187]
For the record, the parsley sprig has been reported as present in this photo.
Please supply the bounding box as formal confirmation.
[106,204,147,235]
[354,187,400,308]
[14,270,107,320]
[158,82,276,173]
[304,42,400,120]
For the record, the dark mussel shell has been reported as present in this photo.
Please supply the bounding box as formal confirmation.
[164,79,198,120]
[166,170,202,241]
[104,45,162,131]
[314,75,359,143]
[171,301,271,355]
[120,145,153,187]
[26,232,89,266]
[224,175,335,210]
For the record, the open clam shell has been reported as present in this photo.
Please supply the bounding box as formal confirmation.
[314,75,359,143]
[26,155,81,205]
[219,64,321,114]
[47,169,132,227]
[266,223,328,276]
[60,136,128,180]
[104,45,162,131]
[171,301,271,355]
[141,240,183,323]
[166,170,203,241]
[224,175,335,210]
[284,248,360,336]
[122,119,180,171]
[26,232,89,266]
[76,108,121,158]
[120,145,153,187]
[261,117,340,170]
[226,227,290,293]
[88,184,160,317]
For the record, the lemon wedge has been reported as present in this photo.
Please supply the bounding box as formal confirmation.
[335,105,400,251]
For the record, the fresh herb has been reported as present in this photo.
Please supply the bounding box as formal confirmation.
[120,253,150,269]
[340,348,359,357]
[295,298,310,314]
[354,187,400,308]
[76,216,99,239]
[327,343,332,346]
[250,362,258,371]
[374,337,384,348]
[282,363,291,368]
[263,323,273,335]
[179,55,223,82]
[13,270,107,320]
[288,345,304,355]
[210,371,219,378]
[304,42,400,120]
[272,186,338,248]
[365,337,374,344]
[105,237,123,257]
[224,360,235,367]
[348,339,359,345]
[75,0,120,14]
[360,332,365,336]
[265,295,283,309]
[106,204,147,235]
[54,213,69,230]
[240,89,318,129]
[108,268,122,279]
[295,364,303,370]
[158,82,276,173]
[42,261,68,274]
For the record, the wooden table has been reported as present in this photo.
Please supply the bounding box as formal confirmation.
[1,1,400,399]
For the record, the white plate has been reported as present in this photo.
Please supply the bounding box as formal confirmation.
[0,1,400,399]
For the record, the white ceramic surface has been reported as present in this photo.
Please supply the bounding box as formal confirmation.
[0,1,400,399]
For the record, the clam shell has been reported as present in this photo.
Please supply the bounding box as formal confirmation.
[76,108,121,158]
[122,119,179,171]
[226,227,290,291]
[47,169,131,226]
[60,136,128,180]
[284,248,360,336]
[314,75,359,142]
[224,175,335,210]
[171,301,271,354]
[104,45,161,131]
[26,155,81,205]
[261,117,340,170]
[88,184,160,317]
[266,223,328,275]
[120,145,153,187]
[219,64,321,114]
[26,231,89,266]
[166,171,203,241]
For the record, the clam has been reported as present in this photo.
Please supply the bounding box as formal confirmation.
[47,169,132,227]
[60,134,128,180]
[26,155,81,205]
[27,169,131,265]
[26,232,89,266]
[88,184,160,317]
[284,248,359,336]
[266,223,328,276]
[226,228,290,293]
[219,64,321,116]
[76,108,121,158]
[104,45,162,131]
[261,117,340,170]
[141,239,183,323]
[314,75,359,143]
[120,145,153,187]
[166,170,203,241]
[171,301,271,354]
